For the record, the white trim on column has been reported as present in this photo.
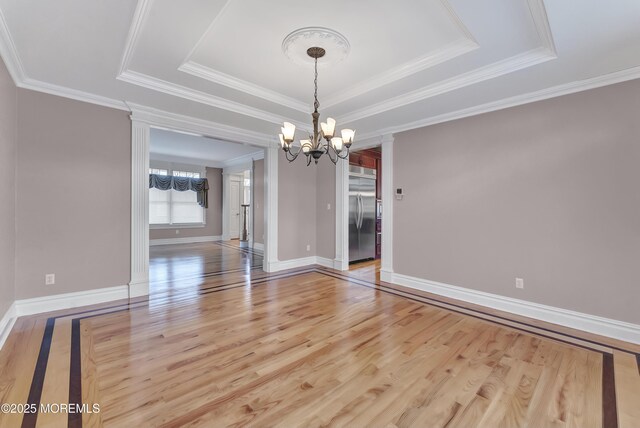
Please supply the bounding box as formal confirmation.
[0,302,17,351]
[380,135,394,283]
[264,145,279,272]
[334,158,349,271]
[129,120,150,298]
[222,172,231,240]
[249,161,255,249]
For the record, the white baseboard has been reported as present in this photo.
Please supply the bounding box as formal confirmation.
[0,302,17,351]
[269,256,346,271]
[253,242,264,252]
[388,271,640,345]
[150,235,222,246]
[269,256,318,272]
[14,285,129,317]
[316,257,336,269]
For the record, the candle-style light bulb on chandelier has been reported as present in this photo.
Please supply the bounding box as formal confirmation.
[278,47,355,166]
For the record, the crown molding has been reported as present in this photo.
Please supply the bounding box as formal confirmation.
[179,61,310,112]
[178,37,478,116]
[331,0,556,122]
[20,78,129,110]
[118,0,154,75]
[118,69,307,129]
[127,102,275,146]
[322,38,479,109]
[1,6,128,110]
[0,6,26,83]
[527,0,557,55]
[357,65,640,141]
[339,46,556,125]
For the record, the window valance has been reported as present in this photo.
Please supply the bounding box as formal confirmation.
[149,174,209,208]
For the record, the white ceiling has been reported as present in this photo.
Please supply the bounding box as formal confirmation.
[149,128,262,167]
[0,0,639,143]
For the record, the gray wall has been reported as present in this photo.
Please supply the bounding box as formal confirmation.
[277,156,336,261]
[393,79,640,324]
[316,159,335,260]
[253,158,264,245]
[278,157,317,261]
[15,89,131,299]
[0,57,16,316]
[149,167,223,240]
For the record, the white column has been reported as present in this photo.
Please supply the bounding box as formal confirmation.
[263,145,279,272]
[249,160,255,249]
[129,120,150,297]
[334,158,349,270]
[380,134,394,283]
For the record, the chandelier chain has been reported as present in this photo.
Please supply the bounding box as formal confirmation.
[313,56,319,112]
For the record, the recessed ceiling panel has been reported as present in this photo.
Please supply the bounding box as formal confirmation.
[185,0,473,102]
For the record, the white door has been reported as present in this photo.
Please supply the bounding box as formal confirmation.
[230,180,241,238]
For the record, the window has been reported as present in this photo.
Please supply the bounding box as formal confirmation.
[149,169,204,226]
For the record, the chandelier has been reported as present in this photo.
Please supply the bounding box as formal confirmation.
[278,47,355,165]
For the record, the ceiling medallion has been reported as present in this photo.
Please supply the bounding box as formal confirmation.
[278,46,355,166]
[281,27,350,66]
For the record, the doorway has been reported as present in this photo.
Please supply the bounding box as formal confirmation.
[129,106,277,298]
[335,135,394,280]
[229,175,242,239]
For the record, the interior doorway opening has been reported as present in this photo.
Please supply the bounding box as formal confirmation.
[145,126,265,291]
[348,146,382,267]
[225,169,253,247]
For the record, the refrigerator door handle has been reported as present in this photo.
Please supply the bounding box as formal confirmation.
[356,194,360,229]
[357,194,363,229]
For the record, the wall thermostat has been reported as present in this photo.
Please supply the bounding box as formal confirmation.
[395,188,404,200]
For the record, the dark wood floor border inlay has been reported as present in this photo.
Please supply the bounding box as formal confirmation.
[19,265,626,428]
[21,318,55,428]
[68,319,82,428]
[602,353,618,428]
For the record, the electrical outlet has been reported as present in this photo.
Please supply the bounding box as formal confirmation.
[327,203,331,210]
[306,244,311,252]
[45,274,55,285]
[515,278,524,289]
[175,230,180,235]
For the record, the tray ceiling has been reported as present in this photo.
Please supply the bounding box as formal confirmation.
[0,0,639,142]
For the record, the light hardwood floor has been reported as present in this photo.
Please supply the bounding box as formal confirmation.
[0,242,638,427]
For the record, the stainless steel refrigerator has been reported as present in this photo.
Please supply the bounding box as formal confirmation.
[349,167,376,263]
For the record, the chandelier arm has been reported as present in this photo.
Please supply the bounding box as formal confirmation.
[336,146,350,159]
[284,146,302,162]
[326,145,339,164]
